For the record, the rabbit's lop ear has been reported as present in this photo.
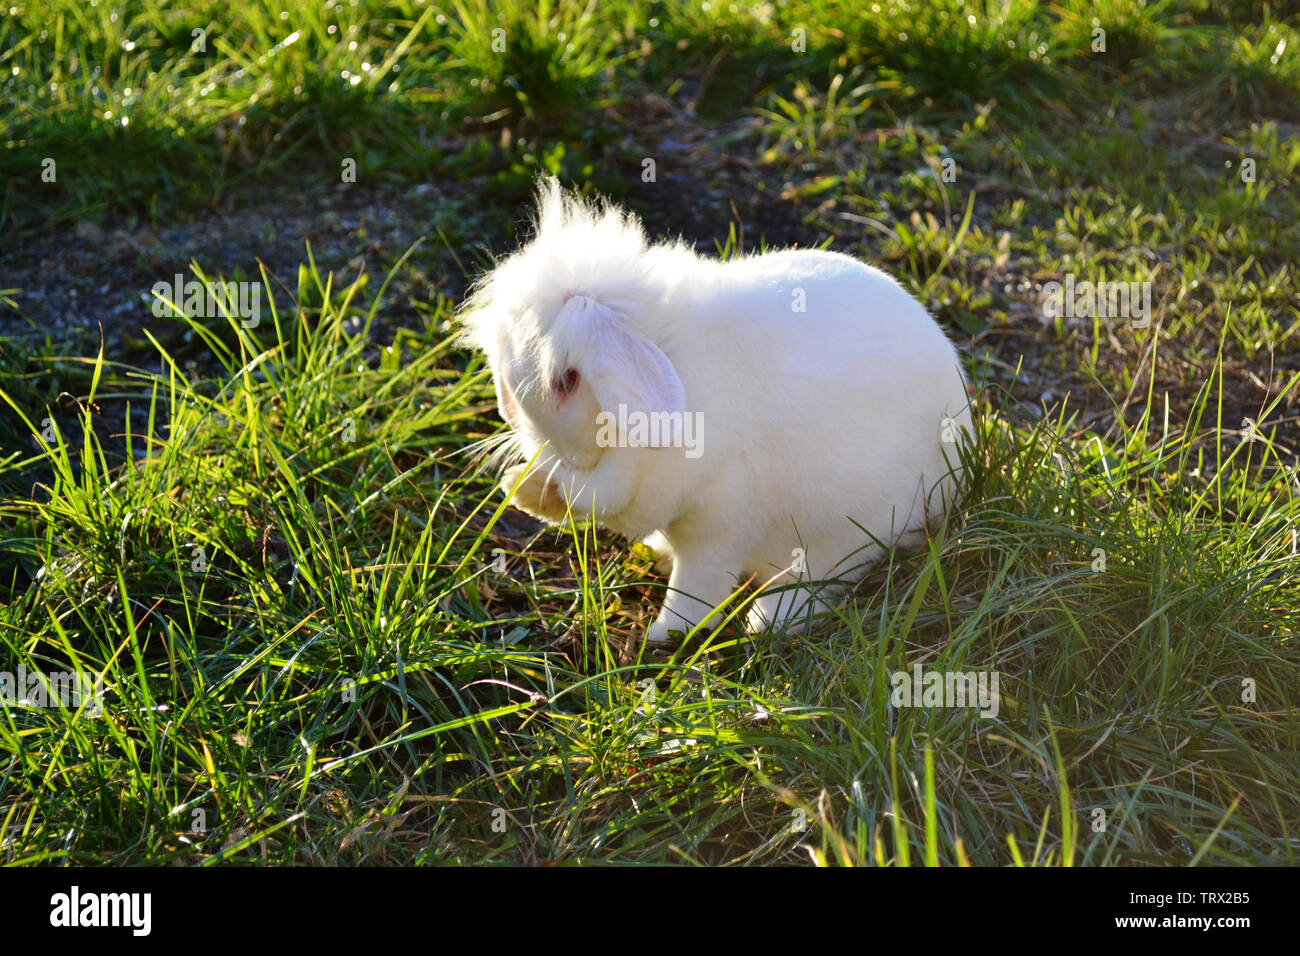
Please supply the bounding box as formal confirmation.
[552,294,686,444]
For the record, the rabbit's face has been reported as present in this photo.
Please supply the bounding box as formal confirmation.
[463,190,690,477]
[479,291,688,472]
[490,310,606,470]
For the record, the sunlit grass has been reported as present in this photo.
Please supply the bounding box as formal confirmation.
[1,248,1296,864]
[1,0,1297,866]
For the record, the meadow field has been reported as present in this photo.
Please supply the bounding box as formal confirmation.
[1,0,1298,865]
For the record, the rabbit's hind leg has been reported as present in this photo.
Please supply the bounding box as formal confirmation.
[745,583,829,636]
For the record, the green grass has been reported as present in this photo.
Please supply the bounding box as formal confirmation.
[7,0,1299,224]
[1,253,1295,865]
[1,0,1298,865]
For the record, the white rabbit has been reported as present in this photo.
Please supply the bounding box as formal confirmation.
[461,178,971,645]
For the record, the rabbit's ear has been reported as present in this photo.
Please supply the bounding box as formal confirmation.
[551,295,686,441]
[492,362,522,428]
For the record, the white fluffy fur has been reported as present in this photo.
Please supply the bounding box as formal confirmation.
[461,178,972,644]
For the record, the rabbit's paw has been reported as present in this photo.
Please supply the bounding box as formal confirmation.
[645,618,683,647]
[502,464,568,522]
[640,530,675,576]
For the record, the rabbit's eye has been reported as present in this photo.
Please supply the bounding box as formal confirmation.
[553,368,580,397]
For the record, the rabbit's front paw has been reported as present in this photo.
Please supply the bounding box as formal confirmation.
[645,618,682,647]
[502,464,568,522]
[639,531,675,576]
